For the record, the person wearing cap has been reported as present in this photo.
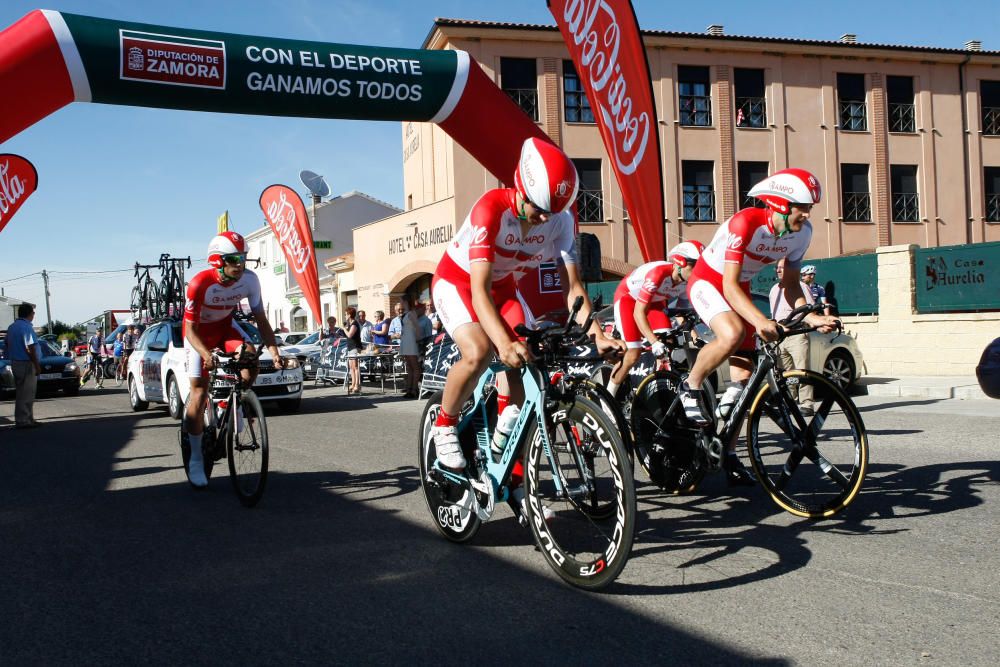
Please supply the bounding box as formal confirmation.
[801,265,831,316]
[81,327,105,388]
[682,168,840,486]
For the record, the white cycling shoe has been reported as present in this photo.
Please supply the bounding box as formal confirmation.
[432,425,466,470]
[715,384,744,420]
[188,457,208,488]
[511,487,555,522]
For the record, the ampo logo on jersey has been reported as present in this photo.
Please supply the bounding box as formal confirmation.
[120,30,226,89]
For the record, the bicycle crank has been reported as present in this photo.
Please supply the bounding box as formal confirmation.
[697,433,725,472]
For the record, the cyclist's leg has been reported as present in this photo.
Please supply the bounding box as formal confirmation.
[608,297,644,394]
[183,346,210,487]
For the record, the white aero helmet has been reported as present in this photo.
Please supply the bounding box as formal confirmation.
[747,168,822,216]
[668,240,705,268]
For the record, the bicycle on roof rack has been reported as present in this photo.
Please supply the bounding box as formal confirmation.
[131,262,161,321]
[158,254,191,319]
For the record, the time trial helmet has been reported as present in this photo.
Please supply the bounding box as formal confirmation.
[514,137,579,215]
[207,231,248,269]
[747,168,822,215]
[668,240,705,268]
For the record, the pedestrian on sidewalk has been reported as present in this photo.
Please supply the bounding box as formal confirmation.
[769,258,816,415]
[5,303,42,428]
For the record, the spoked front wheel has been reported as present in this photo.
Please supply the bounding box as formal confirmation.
[523,395,636,590]
[226,390,269,507]
[746,370,868,518]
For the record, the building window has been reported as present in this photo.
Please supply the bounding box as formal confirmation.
[737,161,770,209]
[734,68,766,128]
[837,73,867,131]
[841,163,871,222]
[573,159,603,223]
[563,60,594,123]
[982,81,1000,136]
[890,165,919,222]
[887,75,915,133]
[678,66,712,127]
[682,161,715,221]
[407,194,413,211]
[985,167,1000,222]
[500,57,538,121]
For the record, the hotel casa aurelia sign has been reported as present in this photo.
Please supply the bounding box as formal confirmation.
[388,222,454,255]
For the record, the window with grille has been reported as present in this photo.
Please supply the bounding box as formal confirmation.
[982,81,1000,136]
[682,161,715,222]
[985,167,1000,222]
[500,58,538,121]
[841,163,871,222]
[679,66,712,126]
[890,165,919,222]
[573,158,604,223]
[887,76,915,133]
[738,161,769,209]
[837,73,867,131]
[563,60,594,123]
[734,68,766,128]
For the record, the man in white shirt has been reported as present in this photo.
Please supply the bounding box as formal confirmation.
[768,258,816,415]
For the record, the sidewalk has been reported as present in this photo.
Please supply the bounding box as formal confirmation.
[859,375,991,400]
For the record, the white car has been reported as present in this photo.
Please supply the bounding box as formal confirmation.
[282,330,325,379]
[276,330,309,346]
[127,319,304,416]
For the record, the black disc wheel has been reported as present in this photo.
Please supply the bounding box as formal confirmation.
[522,395,636,590]
[227,391,269,507]
[417,391,482,543]
[746,370,868,518]
[629,371,707,492]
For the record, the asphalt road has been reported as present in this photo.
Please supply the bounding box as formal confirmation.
[1,383,998,665]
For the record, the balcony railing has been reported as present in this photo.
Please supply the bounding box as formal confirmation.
[683,189,716,221]
[679,95,712,126]
[839,100,868,131]
[504,88,538,121]
[987,193,1000,222]
[983,106,1000,136]
[577,189,604,223]
[892,192,920,222]
[842,192,872,222]
[889,103,916,133]
[735,97,767,128]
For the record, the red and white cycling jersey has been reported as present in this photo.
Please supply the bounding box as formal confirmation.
[436,188,577,286]
[699,207,812,285]
[183,269,263,342]
[614,261,684,305]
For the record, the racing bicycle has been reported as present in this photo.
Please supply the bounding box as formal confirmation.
[159,254,191,319]
[180,347,269,507]
[418,298,636,590]
[131,262,161,321]
[630,302,868,518]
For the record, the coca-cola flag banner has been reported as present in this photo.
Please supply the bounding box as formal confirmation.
[549,0,665,261]
[259,185,322,326]
[0,10,547,185]
[0,154,39,235]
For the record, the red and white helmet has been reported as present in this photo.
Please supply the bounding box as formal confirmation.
[513,137,579,214]
[668,240,705,268]
[747,168,822,215]
[207,231,247,269]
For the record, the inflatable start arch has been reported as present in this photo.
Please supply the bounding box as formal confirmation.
[0,10,549,183]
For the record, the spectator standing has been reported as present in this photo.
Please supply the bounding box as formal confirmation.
[278,321,290,333]
[416,302,434,348]
[371,311,390,347]
[388,302,404,342]
[398,296,421,398]
[5,303,42,428]
[358,310,373,350]
[344,307,363,394]
[801,265,831,316]
[324,316,346,340]
[769,258,817,415]
[426,300,442,333]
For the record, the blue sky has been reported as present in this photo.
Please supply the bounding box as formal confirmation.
[1,0,997,324]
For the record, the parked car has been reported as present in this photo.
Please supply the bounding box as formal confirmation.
[282,330,324,379]
[0,338,81,396]
[0,358,14,396]
[276,331,309,346]
[126,319,304,416]
[73,340,89,356]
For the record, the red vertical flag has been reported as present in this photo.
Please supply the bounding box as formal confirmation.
[259,185,322,327]
[0,154,38,235]
[548,0,665,261]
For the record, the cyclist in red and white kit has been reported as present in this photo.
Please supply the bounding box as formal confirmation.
[605,241,704,398]
[182,231,282,488]
[682,169,840,484]
[430,138,623,471]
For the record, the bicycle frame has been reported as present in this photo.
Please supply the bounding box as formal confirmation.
[433,361,559,505]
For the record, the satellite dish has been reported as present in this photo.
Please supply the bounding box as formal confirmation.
[299,170,331,199]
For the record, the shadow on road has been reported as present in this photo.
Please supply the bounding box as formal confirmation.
[0,407,785,665]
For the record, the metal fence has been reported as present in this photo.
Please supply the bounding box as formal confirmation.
[735,97,766,128]
[577,189,604,223]
[915,242,1000,313]
[504,88,538,121]
[679,94,712,126]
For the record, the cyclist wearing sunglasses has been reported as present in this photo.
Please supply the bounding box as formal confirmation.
[182,231,282,487]
[429,137,623,470]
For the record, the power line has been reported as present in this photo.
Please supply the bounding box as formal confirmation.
[0,271,41,284]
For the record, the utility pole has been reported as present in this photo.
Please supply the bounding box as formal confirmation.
[41,269,52,334]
